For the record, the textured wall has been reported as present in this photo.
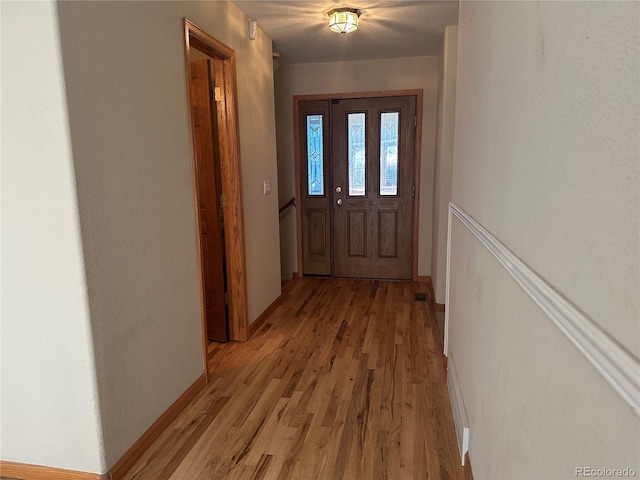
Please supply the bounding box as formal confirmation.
[449,1,639,478]
[1,0,105,472]
[275,56,438,278]
[3,0,280,472]
[56,0,276,470]
[431,26,458,304]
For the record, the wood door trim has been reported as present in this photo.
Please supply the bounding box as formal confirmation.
[413,91,424,281]
[294,89,423,102]
[293,99,304,283]
[184,18,249,364]
[294,90,423,280]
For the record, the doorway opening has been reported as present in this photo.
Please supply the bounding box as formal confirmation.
[294,91,423,281]
[183,19,249,381]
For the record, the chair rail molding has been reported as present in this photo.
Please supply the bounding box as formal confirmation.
[445,202,640,416]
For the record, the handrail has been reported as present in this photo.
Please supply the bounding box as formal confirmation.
[279,197,296,214]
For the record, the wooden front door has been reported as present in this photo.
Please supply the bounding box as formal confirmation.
[190,59,228,341]
[300,95,417,280]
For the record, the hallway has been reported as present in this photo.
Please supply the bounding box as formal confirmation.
[123,278,472,479]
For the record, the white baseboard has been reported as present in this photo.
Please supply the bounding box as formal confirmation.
[447,354,470,466]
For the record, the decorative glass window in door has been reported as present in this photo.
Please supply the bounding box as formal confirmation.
[307,114,324,196]
[348,113,366,196]
[379,112,399,196]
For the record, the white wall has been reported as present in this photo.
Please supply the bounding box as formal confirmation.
[55,0,280,468]
[274,56,438,279]
[449,1,639,478]
[431,26,458,304]
[0,0,105,472]
[2,0,280,473]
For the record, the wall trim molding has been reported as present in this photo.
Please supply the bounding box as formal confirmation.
[0,461,109,480]
[445,202,640,416]
[109,373,206,479]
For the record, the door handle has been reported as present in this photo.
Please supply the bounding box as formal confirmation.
[335,186,342,193]
[336,198,343,205]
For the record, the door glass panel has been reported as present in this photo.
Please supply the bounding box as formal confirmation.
[307,114,324,196]
[348,112,366,196]
[380,111,399,196]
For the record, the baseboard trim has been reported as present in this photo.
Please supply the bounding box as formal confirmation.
[447,202,640,416]
[0,461,108,480]
[446,354,470,467]
[248,297,281,338]
[109,373,206,480]
[249,280,298,338]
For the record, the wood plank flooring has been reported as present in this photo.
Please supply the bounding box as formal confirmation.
[122,278,473,480]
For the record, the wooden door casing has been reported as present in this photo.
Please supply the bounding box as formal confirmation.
[332,96,416,279]
[190,59,228,342]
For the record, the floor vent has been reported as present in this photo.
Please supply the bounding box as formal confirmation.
[414,292,427,302]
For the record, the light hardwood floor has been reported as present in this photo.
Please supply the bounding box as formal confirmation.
[123,278,473,480]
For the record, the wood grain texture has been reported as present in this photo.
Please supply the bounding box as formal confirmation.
[293,101,305,279]
[294,89,424,102]
[183,19,210,382]
[412,91,424,281]
[378,210,398,257]
[119,278,473,480]
[348,210,367,257]
[307,210,326,256]
[190,58,228,342]
[332,96,416,279]
[248,279,297,338]
[184,19,249,342]
[294,91,423,280]
[0,461,108,480]
[219,55,249,341]
[298,100,332,276]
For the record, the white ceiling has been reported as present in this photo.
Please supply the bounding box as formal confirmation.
[231,1,459,64]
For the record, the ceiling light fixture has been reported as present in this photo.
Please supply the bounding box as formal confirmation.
[328,7,361,34]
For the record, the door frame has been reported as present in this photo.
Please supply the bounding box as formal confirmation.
[293,90,424,281]
[183,19,249,381]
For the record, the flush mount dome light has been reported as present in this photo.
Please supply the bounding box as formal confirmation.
[328,7,361,34]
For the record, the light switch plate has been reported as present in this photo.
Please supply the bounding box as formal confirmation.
[263,180,271,195]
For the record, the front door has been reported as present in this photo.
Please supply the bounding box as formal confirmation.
[300,95,417,280]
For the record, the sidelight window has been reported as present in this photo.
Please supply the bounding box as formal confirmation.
[306,114,325,196]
